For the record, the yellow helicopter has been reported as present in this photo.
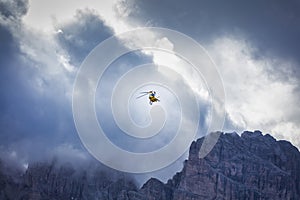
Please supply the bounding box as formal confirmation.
[137,91,160,105]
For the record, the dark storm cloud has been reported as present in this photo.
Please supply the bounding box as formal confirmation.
[56,9,114,66]
[125,0,300,76]
[0,0,28,19]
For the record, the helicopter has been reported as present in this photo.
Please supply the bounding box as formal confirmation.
[136,91,160,105]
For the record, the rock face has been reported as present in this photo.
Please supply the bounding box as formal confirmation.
[165,131,300,200]
[0,131,300,199]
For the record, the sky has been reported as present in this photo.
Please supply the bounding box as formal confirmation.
[1,0,300,184]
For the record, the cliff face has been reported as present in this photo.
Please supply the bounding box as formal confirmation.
[165,131,300,200]
[0,131,300,200]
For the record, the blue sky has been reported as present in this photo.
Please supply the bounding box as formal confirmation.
[1,0,300,183]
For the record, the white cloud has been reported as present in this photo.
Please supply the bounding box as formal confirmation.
[23,0,134,34]
[118,30,210,103]
[208,36,300,148]
[58,53,75,72]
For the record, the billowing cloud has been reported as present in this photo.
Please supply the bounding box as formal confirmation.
[120,0,300,148]
[207,36,300,147]
[56,9,113,65]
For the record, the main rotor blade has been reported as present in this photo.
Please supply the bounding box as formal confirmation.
[136,93,148,99]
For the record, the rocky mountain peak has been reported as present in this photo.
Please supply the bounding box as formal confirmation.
[177,130,300,199]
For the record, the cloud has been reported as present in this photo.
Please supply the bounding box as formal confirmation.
[117,0,300,147]
[23,0,134,34]
[207,36,300,147]
[0,2,115,166]
[124,0,300,86]
[126,1,300,53]
[56,9,114,66]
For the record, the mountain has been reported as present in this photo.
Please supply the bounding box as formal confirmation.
[150,131,300,199]
[0,130,299,200]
